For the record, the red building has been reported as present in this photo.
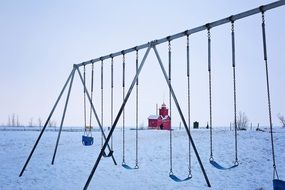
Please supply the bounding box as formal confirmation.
[148,103,171,130]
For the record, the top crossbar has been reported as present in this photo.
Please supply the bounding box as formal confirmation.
[77,0,285,67]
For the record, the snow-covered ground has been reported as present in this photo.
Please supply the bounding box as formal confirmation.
[0,127,284,190]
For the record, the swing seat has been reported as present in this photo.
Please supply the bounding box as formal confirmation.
[169,174,191,182]
[273,179,285,190]
[210,160,238,170]
[82,135,94,146]
[122,163,139,170]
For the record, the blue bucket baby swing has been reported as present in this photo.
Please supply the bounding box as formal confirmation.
[82,64,94,146]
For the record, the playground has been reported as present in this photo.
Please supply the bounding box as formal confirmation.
[1,128,285,189]
[1,1,285,189]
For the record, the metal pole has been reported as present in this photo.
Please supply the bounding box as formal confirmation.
[153,45,211,187]
[77,1,285,67]
[75,66,117,165]
[19,69,74,177]
[51,68,75,164]
[83,45,151,190]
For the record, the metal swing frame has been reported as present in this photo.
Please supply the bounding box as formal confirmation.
[18,1,285,189]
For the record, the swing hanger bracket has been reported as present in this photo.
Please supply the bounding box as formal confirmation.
[259,5,266,13]
[167,36,172,42]
[184,30,190,36]
[205,23,211,30]
[229,15,235,23]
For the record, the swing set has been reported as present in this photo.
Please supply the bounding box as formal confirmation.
[19,1,285,190]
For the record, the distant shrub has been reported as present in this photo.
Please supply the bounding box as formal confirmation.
[236,111,249,131]
[277,114,285,128]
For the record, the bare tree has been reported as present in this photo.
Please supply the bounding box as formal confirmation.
[277,114,285,128]
[7,116,11,127]
[38,117,42,129]
[29,118,34,127]
[236,111,249,130]
[16,115,20,127]
[11,113,16,126]
[48,120,57,128]
[53,120,57,127]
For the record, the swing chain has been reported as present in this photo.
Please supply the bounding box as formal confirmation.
[123,54,125,87]
[110,57,114,150]
[231,21,239,166]
[207,28,211,39]
[168,39,173,175]
[186,35,192,178]
[89,62,94,131]
[207,28,214,162]
[101,60,104,147]
[83,65,87,134]
[110,56,114,86]
[122,53,126,165]
[136,50,139,85]
[135,49,139,169]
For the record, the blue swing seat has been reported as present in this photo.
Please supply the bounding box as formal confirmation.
[82,135,94,146]
[273,179,285,190]
[122,163,139,170]
[169,174,191,182]
[210,160,238,170]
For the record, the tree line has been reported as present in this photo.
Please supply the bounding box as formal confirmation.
[232,111,285,130]
[4,113,57,128]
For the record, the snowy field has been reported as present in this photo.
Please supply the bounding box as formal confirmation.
[0,127,284,190]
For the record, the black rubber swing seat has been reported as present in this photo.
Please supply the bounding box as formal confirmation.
[273,179,285,190]
[82,135,94,146]
[210,160,238,170]
[122,163,139,170]
[169,174,192,182]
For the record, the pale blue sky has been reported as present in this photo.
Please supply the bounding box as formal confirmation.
[0,0,284,127]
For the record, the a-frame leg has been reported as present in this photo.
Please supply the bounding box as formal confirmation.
[19,69,75,177]
[51,68,76,164]
[153,45,211,187]
[75,65,117,165]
